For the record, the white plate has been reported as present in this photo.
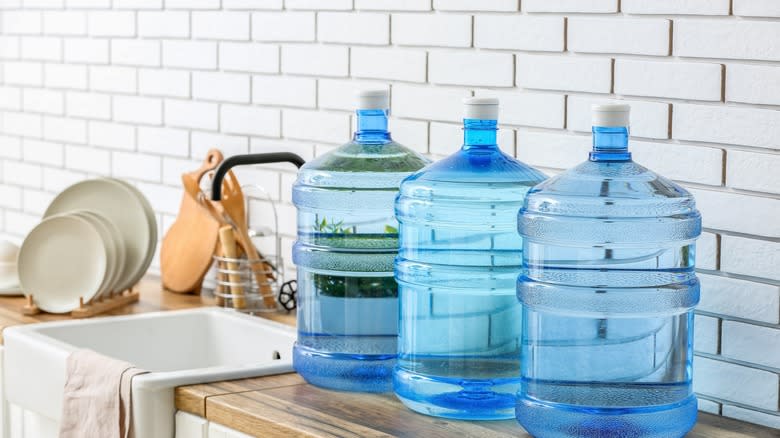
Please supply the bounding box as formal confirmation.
[107,178,157,291]
[73,211,119,298]
[44,179,152,293]
[18,214,107,313]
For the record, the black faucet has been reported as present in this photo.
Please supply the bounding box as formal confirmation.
[210,152,306,201]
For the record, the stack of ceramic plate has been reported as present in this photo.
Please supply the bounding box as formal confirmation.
[18,178,157,314]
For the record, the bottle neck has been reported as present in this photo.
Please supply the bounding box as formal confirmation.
[462,119,498,151]
[589,126,631,161]
[354,109,391,144]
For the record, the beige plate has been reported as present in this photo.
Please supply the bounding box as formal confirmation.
[18,214,107,313]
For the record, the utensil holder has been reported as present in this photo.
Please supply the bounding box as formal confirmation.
[213,254,279,313]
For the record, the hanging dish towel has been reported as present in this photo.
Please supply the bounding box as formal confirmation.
[59,349,148,438]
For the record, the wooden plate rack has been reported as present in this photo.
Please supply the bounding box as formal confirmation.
[21,288,140,318]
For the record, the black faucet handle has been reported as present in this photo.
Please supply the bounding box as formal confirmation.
[211,152,306,201]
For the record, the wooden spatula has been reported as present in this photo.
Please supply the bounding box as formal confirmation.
[161,149,224,293]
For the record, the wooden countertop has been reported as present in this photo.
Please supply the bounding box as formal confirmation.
[0,279,773,437]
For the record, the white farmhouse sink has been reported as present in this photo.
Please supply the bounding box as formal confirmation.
[3,307,296,437]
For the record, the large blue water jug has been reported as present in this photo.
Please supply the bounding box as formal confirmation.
[394,98,547,419]
[292,89,430,392]
[516,103,701,437]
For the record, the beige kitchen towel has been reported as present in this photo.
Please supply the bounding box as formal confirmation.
[59,349,148,438]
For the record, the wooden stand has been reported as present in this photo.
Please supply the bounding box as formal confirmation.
[21,288,141,318]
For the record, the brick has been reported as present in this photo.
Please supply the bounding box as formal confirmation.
[43,11,86,35]
[726,64,780,106]
[691,188,779,237]
[434,0,516,11]
[281,44,348,77]
[111,151,161,182]
[136,182,180,215]
[252,75,316,107]
[282,109,349,143]
[615,60,721,101]
[67,0,110,8]
[5,211,41,237]
[697,231,718,271]
[0,36,20,59]
[164,99,218,130]
[43,116,86,143]
[693,315,718,354]
[192,12,249,40]
[516,129,587,169]
[0,87,22,110]
[569,18,669,56]
[726,150,780,195]
[392,84,471,123]
[722,405,780,430]
[351,47,426,82]
[0,185,22,209]
[251,12,314,42]
[3,161,41,188]
[622,0,730,15]
[389,117,428,155]
[734,0,780,17]
[44,64,88,89]
[634,141,722,185]
[1,112,41,138]
[694,357,778,410]
[113,95,162,125]
[318,12,389,45]
[474,89,564,129]
[567,96,669,139]
[699,274,778,324]
[65,91,111,120]
[428,50,513,87]
[675,19,780,61]
[193,71,250,103]
[191,131,248,157]
[220,104,280,137]
[22,139,63,166]
[223,0,281,9]
[20,36,61,61]
[163,40,217,69]
[89,66,136,93]
[166,0,218,9]
[721,236,780,281]
[64,38,109,64]
[219,43,278,73]
[111,39,160,67]
[356,0,429,10]
[65,145,110,174]
[138,126,189,157]
[673,104,780,150]
[114,0,161,8]
[138,69,189,97]
[88,121,135,150]
[24,0,63,7]
[162,156,199,185]
[2,11,41,34]
[23,188,55,215]
[523,0,617,13]
[284,0,351,10]
[722,321,780,368]
[0,136,23,160]
[517,54,612,93]
[87,11,135,37]
[318,79,389,111]
[697,399,720,415]
[392,13,471,47]
[22,88,64,115]
[474,15,563,52]
[138,11,189,38]
[3,61,42,86]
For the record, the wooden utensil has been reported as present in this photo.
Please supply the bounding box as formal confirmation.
[219,172,277,309]
[218,225,246,309]
[160,149,224,293]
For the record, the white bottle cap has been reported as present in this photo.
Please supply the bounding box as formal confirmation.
[464,97,499,120]
[356,89,390,110]
[592,103,630,127]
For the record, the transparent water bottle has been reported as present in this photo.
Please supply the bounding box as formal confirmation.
[394,98,547,419]
[292,89,430,392]
[516,104,701,437]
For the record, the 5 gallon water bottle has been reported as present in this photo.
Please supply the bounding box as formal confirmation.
[292,89,429,392]
[394,98,547,419]
[516,104,701,437]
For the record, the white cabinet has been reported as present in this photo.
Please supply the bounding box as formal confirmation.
[175,411,253,438]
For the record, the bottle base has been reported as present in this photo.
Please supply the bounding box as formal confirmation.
[293,343,395,393]
[515,394,698,438]
[393,367,518,420]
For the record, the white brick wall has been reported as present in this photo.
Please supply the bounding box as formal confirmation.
[0,1,778,428]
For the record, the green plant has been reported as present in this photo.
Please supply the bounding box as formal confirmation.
[313,217,354,234]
